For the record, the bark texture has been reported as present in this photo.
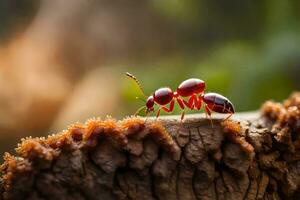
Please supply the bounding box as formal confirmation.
[1,93,300,200]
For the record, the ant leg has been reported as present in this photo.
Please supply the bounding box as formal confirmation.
[181,110,186,120]
[177,110,186,127]
[175,98,187,125]
[183,95,195,110]
[192,94,199,110]
[190,95,196,109]
[159,99,176,119]
[196,99,202,110]
[204,105,214,128]
[156,103,180,120]
[222,113,233,122]
[176,98,185,110]
[161,99,175,112]
[190,95,197,110]
[222,107,234,121]
[181,110,185,122]
[190,95,196,110]
[156,108,161,120]
[195,95,203,110]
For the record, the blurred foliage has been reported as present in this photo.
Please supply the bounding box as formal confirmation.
[0,0,300,118]
[0,0,39,42]
[121,0,300,117]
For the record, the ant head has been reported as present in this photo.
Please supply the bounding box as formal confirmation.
[146,95,155,113]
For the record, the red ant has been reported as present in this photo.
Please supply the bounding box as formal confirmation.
[126,72,234,126]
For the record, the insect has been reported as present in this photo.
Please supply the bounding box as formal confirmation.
[126,72,234,125]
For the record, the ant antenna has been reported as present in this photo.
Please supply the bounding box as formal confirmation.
[134,105,147,116]
[136,96,146,103]
[126,72,147,97]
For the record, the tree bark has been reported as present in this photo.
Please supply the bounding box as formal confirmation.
[1,93,300,200]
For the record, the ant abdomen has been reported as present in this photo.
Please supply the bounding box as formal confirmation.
[203,93,234,114]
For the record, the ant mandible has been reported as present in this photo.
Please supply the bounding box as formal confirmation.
[126,72,235,126]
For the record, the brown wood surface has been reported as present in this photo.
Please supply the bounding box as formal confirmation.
[1,93,300,200]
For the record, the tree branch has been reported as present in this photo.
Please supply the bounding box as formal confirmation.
[1,93,300,200]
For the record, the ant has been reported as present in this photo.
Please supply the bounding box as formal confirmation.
[126,72,235,126]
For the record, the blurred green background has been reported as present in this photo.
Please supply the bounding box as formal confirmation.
[0,0,299,155]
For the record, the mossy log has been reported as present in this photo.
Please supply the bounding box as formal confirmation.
[1,93,300,200]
